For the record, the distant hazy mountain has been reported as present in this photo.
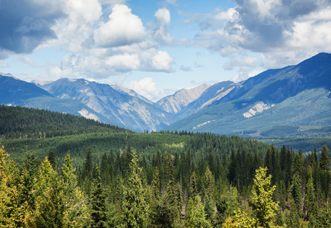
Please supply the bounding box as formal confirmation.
[40,78,178,132]
[155,84,209,114]
[0,74,114,125]
[0,74,53,106]
[166,53,331,136]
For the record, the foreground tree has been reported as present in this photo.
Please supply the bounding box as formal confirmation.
[62,154,89,227]
[185,195,212,228]
[90,165,107,228]
[32,158,65,227]
[249,167,279,227]
[122,151,149,227]
[0,144,22,227]
[224,167,280,228]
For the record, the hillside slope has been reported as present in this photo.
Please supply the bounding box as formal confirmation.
[166,53,331,135]
[40,78,178,132]
[0,74,119,126]
[0,105,126,139]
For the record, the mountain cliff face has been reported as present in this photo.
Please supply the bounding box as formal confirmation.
[177,81,234,119]
[40,78,178,132]
[166,53,331,135]
[155,84,209,114]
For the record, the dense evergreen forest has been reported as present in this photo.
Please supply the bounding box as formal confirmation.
[1,138,331,227]
[0,105,126,139]
[1,106,331,227]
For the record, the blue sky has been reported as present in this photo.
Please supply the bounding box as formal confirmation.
[1,0,331,101]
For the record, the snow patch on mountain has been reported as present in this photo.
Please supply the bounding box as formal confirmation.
[78,108,100,122]
[243,102,275,118]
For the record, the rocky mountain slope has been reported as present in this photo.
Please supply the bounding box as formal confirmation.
[155,84,209,114]
[165,53,331,136]
[0,74,114,125]
[40,78,178,132]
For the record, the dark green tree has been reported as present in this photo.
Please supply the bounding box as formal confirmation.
[320,145,330,171]
[122,151,149,227]
[48,150,57,170]
[90,165,107,228]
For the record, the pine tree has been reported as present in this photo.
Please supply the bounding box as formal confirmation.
[286,198,300,228]
[62,153,89,227]
[190,171,198,199]
[204,195,216,225]
[203,166,215,199]
[33,158,65,227]
[48,150,57,170]
[320,145,330,171]
[0,144,21,227]
[150,194,178,228]
[305,167,317,223]
[152,167,161,200]
[90,165,107,228]
[122,151,149,227]
[185,195,212,228]
[249,167,279,227]
[292,173,302,216]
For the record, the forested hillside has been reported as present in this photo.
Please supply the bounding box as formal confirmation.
[1,106,330,227]
[0,105,126,139]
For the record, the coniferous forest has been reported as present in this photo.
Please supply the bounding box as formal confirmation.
[1,106,331,227]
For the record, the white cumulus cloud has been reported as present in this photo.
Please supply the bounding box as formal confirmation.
[125,77,165,101]
[94,4,147,48]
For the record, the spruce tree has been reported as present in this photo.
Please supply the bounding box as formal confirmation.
[150,195,178,228]
[286,198,300,228]
[0,144,22,227]
[90,165,107,228]
[33,158,65,228]
[203,166,215,199]
[320,145,330,171]
[190,171,198,199]
[122,151,149,227]
[152,167,161,200]
[292,173,302,216]
[249,167,279,227]
[48,150,57,170]
[62,153,89,227]
[305,167,317,225]
[185,195,212,228]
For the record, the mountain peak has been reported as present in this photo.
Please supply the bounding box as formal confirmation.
[155,84,210,114]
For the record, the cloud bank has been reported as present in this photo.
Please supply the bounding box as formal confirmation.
[191,0,331,80]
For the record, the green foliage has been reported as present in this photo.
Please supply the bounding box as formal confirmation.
[122,151,149,228]
[90,165,107,228]
[320,145,330,171]
[150,194,178,228]
[249,167,279,228]
[185,195,212,228]
[0,105,125,140]
[1,128,331,227]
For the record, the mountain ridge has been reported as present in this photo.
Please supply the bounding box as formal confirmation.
[39,78,179,132]
[165,52,331,136]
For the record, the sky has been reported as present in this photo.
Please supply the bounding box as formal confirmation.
[1,0,331,102]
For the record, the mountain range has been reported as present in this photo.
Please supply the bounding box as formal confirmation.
[1,52,331,136]
[166,52,331,137]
